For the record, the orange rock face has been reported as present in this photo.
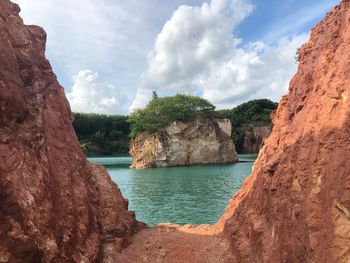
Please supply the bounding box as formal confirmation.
[218,1,350,262]
[0,1,141,262]
[116,1,350,262]
[2,0,350,262]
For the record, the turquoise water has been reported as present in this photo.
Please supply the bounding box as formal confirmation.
[89,154,257,226]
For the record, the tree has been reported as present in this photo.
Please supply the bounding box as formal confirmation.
[227,99,278,152]
[128,94,216,138]
[72,113,130,156]
[152,90,159,99]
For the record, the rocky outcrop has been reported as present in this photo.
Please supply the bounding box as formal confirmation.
[217,1,350,262]
[118,1,350,262]
[3,0,350,262]
[240,124,272,153]
[130,118,238,169]
[0,1,141,262]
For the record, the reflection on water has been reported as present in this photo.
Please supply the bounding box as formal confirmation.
[88,154,257,226]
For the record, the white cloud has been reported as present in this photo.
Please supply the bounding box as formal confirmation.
[67,70,125,114]
[131,0,308,111]
[12,0,212,114]
[13,0,317,113]
[12,0,170,72]
[130,0,254,111]
[203,33,309,108]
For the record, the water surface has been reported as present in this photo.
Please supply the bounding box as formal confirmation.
[89,154,257,226]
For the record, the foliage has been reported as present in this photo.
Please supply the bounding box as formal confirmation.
[73,113,130,156]
[232,131,245,153]
[152,90,159,99]
[128,94,216,138]
[229,99,278,127]
[223,99,278,153]
[72,98,277,156]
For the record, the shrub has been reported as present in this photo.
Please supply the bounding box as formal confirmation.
[128,94,216,138]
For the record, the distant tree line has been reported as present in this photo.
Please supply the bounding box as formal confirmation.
[72,96,278,156]
[217,99,278,152]
[73,113,130,156]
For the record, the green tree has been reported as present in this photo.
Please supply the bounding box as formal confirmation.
[128,94,216,138]
[72,113,130,156]
[152,90,159,99]
[226,99,278,153]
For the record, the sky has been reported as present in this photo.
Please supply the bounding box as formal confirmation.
[13,0,339,114]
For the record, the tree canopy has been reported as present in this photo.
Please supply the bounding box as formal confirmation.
[128,94,216,138]
[219,99,278,152]
[217,99,278,127]
[72,98,277,156]
[73,113,130,156]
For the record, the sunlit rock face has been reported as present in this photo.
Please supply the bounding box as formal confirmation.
[129,118,238,169]
[218,1,350,262]
[2,0,350,262]
[0,1,141,262]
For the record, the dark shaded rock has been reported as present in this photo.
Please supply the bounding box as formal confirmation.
[0,1,142,262]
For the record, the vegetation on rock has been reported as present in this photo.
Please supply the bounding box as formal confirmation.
[72,98,277,156]
[217,99,278,152]
[128,94,216,138]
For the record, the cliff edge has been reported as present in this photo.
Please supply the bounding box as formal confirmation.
[119,1,350,262]
[129,118,238,169]
[218,1,350,262]
[0,1,141,262]
[2,0,350,262]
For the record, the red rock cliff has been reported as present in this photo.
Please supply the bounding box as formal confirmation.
[2,0,350,262]
[115,2,350,262]
[0,1,141,262]
[218,1,350,262]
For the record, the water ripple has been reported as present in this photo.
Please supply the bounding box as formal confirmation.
[89,155,256,226]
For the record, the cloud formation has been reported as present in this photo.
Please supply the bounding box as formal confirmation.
[131,0,308,111]
[13,0,321,114]
[203,34,309,108]
[67,70,125,114]
[13,0,197,113]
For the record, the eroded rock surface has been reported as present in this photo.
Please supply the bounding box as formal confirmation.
[218,1,350,262]
[130,118,238,169]
[0,1,141,262]
[240,124,272,153]
[2,0,350,262]
[122,1,350,262]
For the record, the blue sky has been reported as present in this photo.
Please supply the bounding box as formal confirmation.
[238,0,338,43]
[13,0,339,114]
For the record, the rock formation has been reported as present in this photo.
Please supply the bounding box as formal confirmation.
[218,1,350,261]
[120,1,350,262]
[2,0,350,262]
[0,1,142,262]
[240,124,271,153]
[129,118,238,169]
